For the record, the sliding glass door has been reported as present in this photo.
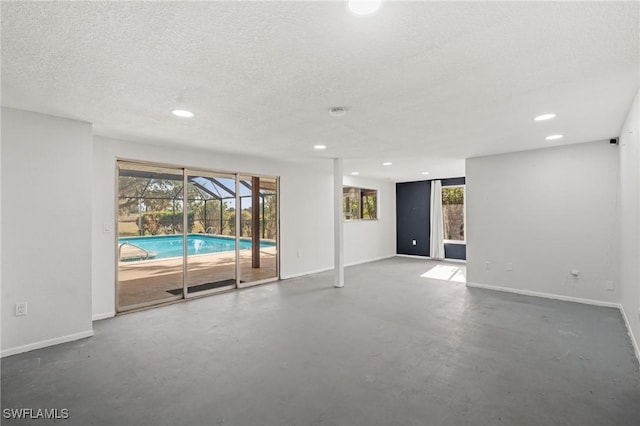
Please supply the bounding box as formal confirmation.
[116,161,278,312]
[117,163,185,309]
[185,170,237,297]
[238,175,278,286]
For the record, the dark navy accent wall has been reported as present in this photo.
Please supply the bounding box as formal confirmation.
[396,177,466,260]
[444,243,466,260]
[442,177,466,187]
[396,181,430,256]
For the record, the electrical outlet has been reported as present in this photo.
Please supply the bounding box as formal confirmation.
[15,302,27,316]
[103,223,111,233]
[485,262,490,270]
[412,240,417,246]
[606,280,615,291]
[506,263,513,271]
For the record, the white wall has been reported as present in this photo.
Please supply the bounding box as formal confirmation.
[93,136,396,319]
[343,176,396,266]
[466,141,619,305]
[618,91,640,359]
[1,108,94,356]
[0,104,3,352]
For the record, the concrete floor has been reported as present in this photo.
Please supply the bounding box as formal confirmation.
[2,257,639,425]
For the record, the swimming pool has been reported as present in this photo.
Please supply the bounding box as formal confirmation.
[119,234,275,260]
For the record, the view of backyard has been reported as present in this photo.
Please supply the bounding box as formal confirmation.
[117,163,279,310]
[118,174,277,241]
[442,186,464,241]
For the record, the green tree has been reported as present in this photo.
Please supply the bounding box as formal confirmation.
[261,194,277,239]
[442,187,464,205]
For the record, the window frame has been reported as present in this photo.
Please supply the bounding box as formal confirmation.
[441,184,466,244]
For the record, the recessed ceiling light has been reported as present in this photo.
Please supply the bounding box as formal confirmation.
[534,113,556,121]
[421,171,430,175]
[171,109,194,118]
[545,134,564,140]
[328,107,347,117]
[351,171,360,175]
[382,162,392,166]
[314,144,327,150]
[348,0,382,15]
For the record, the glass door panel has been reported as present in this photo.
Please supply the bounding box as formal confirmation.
[238,175,278,286]
[185,170,237,296]
[117,162,185,310]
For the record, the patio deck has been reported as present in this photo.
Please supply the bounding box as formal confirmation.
[118,247,277,309]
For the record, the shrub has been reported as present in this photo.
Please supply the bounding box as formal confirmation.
[141,211,195,235]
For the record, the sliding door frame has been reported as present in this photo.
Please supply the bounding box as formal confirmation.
[114,160,186,312]
[114,158,280,313]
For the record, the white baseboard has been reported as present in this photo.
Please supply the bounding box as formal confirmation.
[441,258,467,264]
[396,254,466,263]
[281,256,396,280]
[346,255,396,267]
[92,312,115,321]
[1,329,94,358]
[465,281,621,309]
[396,254,429,260]
[280,267,333,280]
[620,305,640,367]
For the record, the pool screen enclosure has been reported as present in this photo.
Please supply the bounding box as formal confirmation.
[116,160,279,312]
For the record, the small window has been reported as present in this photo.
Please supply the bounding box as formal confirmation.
[343,187,377,220]
[442,185,465,242]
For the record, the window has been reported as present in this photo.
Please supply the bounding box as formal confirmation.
[442,185,465,242]
[343,187,377,220]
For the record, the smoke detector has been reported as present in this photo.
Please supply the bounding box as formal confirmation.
[329,107,347,117]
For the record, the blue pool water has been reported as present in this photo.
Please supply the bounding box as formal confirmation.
[119,235,274,260]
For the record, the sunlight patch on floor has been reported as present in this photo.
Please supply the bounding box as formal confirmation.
[420,264,466,283]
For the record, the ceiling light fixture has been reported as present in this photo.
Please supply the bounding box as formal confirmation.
[421,171,430,175]
[348,0,382,15]
[314,144,327,150]
[328,107,347,117]
[171,109,194,118]
[545,134,564,140]
[351,172,360,175]
[534,113,556,121]
[382,162,392,166]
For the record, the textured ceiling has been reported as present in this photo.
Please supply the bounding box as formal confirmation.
[2,1,638,181]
